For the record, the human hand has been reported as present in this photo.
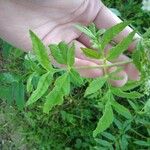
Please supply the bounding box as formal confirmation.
[0,0,140,86]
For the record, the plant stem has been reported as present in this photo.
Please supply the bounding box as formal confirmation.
[73,60,133,70]
[130,129,148,139]
[56,59,133,73]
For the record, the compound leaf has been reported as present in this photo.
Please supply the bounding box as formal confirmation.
[43,73,70,114]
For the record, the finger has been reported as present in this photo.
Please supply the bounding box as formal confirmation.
[108,66,128,87]
[94,3,141,51]
[103,43,140,81]
[78,33,91,48]
[71,40,128,86]
[78,2,140,51]
[74,57,103,78]
[112,54,140,81]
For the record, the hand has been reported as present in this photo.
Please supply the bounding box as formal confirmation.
[0,0,140,86]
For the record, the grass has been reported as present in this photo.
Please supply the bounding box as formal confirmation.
[0,0,150,149]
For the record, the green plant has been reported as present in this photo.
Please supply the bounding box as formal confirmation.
[0,42,25,110]
[25,21,150,138]
[0,1,150,149]
[103,0,150,33]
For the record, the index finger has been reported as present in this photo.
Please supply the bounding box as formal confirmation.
[93,2,140,51]
[78,1,140,51]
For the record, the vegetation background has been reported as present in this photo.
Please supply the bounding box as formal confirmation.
[0,0,150,149]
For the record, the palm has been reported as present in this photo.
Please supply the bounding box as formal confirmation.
[0,0,139,86]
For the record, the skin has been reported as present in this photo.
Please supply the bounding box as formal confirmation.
[0,0,140,86]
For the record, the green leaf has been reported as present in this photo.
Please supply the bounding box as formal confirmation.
[13,82,25,110]
[81,48,101,59]
[93,101,114,137]
[128,100,138,111]
[0,82,25,109]
[88,23,97,35]
[12,48,24,58]
[119,135,129,150]
[27,72,36,93]
[111,88,143,99]
[132,41,143,71]
[0,72,20,83]
[43,73,70,114]
[61,111,75,124]
[59,41,68,63]
[101,90,112,103]
[25,55,44,74]
[0,85,13,104]
[67,43,75,66]
[107,31,136,61]
[1,82,25,109]
[101,132,116,141]
[111,100,132,119]
[120,80,142,91]
[2,42,12,58]
[144,99,150,115]
[75,24,95,38]
[44,90,63,114]
[29,30,53,71]
[114,119,122,130]
[134,140,150,147]
[69,69,83,86]
[95,139,113,147]
[26,72,53,106]
[101,21,132,50]
[49,44,65,64]
[84,76,107,97]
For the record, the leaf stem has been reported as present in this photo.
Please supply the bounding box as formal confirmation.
[130,129,148,139]
[73,60,133,70]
